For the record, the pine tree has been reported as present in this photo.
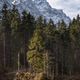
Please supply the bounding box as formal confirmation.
[44,19,55,79]
[19,11,35,69]
[2,3,12,70]
[9,5,22,70]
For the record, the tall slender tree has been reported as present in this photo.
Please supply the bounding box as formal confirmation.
[2,3,12,70]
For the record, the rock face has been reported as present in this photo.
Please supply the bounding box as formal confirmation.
[33,0,70,24]
[0,0,71,24]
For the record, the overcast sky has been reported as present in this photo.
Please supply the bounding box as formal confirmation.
[47,0,80,19]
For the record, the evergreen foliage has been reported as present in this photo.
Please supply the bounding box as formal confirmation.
[0,4,80,80]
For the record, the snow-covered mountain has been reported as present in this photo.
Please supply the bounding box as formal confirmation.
[0,0,71,24]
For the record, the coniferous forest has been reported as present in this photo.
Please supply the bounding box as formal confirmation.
[0,4,80,80]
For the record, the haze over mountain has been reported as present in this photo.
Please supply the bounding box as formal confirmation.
[0,0,71,24]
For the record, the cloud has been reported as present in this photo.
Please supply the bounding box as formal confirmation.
[47,0,80,19]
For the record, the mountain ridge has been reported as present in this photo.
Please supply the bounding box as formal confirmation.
[0,0,71,24]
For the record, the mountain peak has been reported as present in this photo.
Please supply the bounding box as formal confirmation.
[0,0,71,24]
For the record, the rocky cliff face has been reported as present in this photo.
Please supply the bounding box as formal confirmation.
[0,0,71,24]
[33,0,71,24]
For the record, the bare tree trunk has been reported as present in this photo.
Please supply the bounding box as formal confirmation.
[3,33,6,68]
[18,52,20,72]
